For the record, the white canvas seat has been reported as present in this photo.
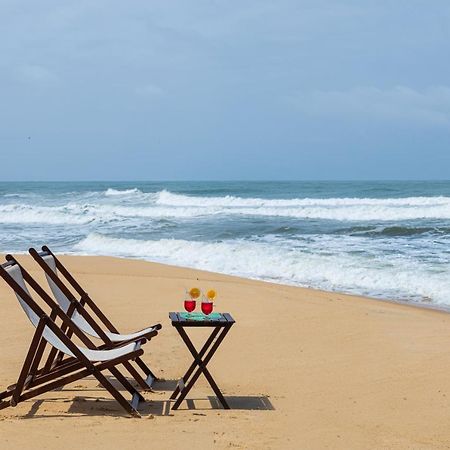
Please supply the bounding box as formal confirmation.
[7,264,140,362]
[42,255,157,343]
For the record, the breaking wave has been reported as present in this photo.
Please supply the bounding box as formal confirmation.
[153,191,450,221]
[104,188,144,196]
[75,233,450,305]
[2,191,450,223]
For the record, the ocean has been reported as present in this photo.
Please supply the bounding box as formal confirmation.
[1,181,450,306]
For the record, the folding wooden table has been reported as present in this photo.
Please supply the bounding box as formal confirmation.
[169,312,235,410]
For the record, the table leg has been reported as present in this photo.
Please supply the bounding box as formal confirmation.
[172,325,232,410]
[170,326,221,400]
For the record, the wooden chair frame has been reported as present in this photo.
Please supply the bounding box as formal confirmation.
[0,255,155,417]
[29,246,161,390]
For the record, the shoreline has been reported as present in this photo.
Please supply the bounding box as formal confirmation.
[84,254,450,315]
[10,250,448,315]
[2,254,450,448]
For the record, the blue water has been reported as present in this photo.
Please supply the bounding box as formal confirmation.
[1,181,450,305]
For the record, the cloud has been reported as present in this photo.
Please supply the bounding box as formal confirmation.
[15,64,59,85]
[289,86,450,126]
[135,84,164,97]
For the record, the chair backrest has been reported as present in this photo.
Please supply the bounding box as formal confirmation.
[42,255,71,311]
[4,264,74,357]
[41,254,100,338]
[31,246,119,336]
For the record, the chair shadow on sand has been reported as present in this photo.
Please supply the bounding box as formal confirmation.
[19,378,274,419]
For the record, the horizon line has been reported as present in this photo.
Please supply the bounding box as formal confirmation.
[1,179,450,183]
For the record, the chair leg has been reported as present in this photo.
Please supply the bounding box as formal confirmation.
[134,357,158,382]
[2,362,142,417]
[0,400,10,411]
[11,320,45,406]
[121,361,151,391]
[93,370,141,418]
[109,366,144,402]
[0,383,16,401]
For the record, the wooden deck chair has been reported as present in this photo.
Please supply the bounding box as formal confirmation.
[0,255,156,417]
[29,246,161,390]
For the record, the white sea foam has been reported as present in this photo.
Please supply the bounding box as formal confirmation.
[74,233,450,305]
[104,188,143,196]
[3,193,450,223]
[3,193,30,198]
[153,191,450,221]
[156,190,450,208]
[0,204,94,225]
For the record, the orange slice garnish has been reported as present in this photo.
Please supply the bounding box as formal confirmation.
[189,287,201,299]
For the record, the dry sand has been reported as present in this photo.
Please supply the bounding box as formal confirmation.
[1,255,450,449]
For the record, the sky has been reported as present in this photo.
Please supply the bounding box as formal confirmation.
[1,0,450,181]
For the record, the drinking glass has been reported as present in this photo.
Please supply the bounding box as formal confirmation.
[184,299,196,313]
[184,287,200,315]
[201,299,213,315]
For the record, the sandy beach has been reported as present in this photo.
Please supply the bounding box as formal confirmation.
[1,255,450,449]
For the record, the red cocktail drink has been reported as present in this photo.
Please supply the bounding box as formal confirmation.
[201,301,213,315]
[184,300,196,313]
